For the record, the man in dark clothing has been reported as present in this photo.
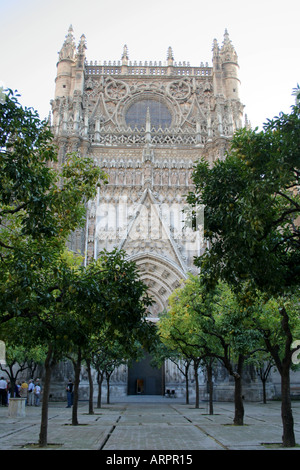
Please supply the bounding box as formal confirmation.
[66,379,74,408]
[0,377,7,406]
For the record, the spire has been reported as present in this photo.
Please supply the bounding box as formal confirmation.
[212,38,221,71]
[143,107,154,161]
[245,114,251,129]
[58,25,76,61]
[167,46,174,60]
[212,38,220,56]
[77,34,87,55]
[122,45,129,65]
[220,29,238,63]
[76,34,87,68]
[167,46,174,66]
[145,107,151,139]
[223,28,231,45]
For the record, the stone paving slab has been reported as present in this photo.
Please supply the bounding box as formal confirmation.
[103,424,223,450]
[0,398,300,451]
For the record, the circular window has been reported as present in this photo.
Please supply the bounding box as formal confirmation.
[125,98,172,130]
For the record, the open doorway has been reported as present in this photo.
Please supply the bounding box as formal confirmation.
[128,351,164,395]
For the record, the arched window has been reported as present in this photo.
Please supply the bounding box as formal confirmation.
[125,98,172,129]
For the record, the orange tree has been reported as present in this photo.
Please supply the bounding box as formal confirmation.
[1,247,152,446]
[158,275,261,422]
[158,295,206,409]
[187,90,300,446]
[0,90,153,446]
[0,88,106,327]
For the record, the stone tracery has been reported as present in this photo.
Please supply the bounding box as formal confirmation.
[51,28,245,321]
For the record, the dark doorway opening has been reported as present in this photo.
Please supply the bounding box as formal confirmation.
[128,351,164,395]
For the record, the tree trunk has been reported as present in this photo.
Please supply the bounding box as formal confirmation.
[106,373,112,404]
[39,345,54,447]
[258,361,273,404]
[106,378,110,404]
[86,359,94,415]
[280,307,296,447]
[10,375,16,398]
[185,373,189,405]
[207,362,214,415]
[6,364,16,398]
[72,348,82,426]
[96,371,104,408]
[264,306,296,447]
[193,359,200,409]
[233,355,244,425]
[281,361,295,447]
[185,361,190,405]
[233,374,244,425]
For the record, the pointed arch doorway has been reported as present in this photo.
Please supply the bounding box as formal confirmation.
[125,254,186,395]
[128,350,165,395]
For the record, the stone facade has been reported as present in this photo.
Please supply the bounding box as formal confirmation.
[51,26,244,320]
[50,26,260,399]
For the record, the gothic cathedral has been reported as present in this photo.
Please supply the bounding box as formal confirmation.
[51,26,244,320]
[50,26,246,397]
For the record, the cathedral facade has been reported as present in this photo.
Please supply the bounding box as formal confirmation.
[50,27,255,398]
[51,26,244,321]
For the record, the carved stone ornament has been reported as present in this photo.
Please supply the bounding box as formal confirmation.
[105,79,129,101]
[167,80,191,101]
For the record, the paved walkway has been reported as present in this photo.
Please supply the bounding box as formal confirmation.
[0,396,300,452]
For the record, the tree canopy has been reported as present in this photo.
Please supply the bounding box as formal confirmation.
[187,96,300,295]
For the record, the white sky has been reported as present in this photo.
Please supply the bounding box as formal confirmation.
[0,0,299,129]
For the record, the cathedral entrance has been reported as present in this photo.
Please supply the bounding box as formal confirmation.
[128,351,164,395]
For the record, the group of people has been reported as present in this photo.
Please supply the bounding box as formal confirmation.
[0,376,74,408]
[0,377,42,407]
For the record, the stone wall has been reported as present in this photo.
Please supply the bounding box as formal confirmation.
[43,359,296,403]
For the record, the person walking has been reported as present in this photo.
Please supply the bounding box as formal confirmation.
[14,381,21,397]
[0,377,7,406]
[66,379,74,408]
[27,379,35,406]
[33,381,41,406]
[6,381,11,404]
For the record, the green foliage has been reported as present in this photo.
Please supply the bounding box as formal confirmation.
[66,249,152,340]
[0,89,106,326]
[187,96,300,295]
[0,88,106,251]
[251,290,300,367]
[0,89,57,241]
[159,275,262,367]
[90,325,144,376]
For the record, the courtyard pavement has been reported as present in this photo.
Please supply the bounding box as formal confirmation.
[0,395,300,456]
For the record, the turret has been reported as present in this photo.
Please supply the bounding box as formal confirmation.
[74,34,87,94]
[212,38,223,96]
[167,47,174,75]
[220,29,240,100]
[55,25,76,98]
[121,45,129,74]
[52,27,89,159]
